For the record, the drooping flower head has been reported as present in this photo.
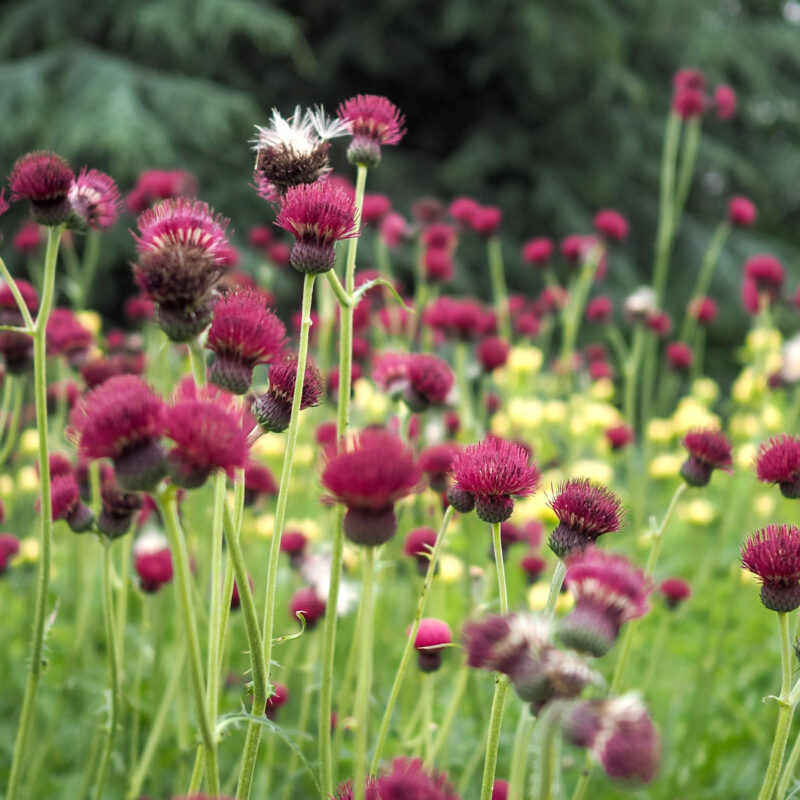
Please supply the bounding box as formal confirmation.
[741,524,800,612]
[97,471,143,539]
[449,436,540,523]
[133,198,232,341]
[403,353,454,411]
[289,586,327,629]
[68,168,121,230]
[562,694,660,783]
[559,548,652,656]
[35,473,94,533]
[756,435,800,498]
[320,428,422,546]
[337,94,406,167]
[8,151,75,224]
[547,478,624,558]
[164,379,250,488]
[205,289,286,394]
[253,106,349,196]
[252,350,325,433]
[72,374,167,491]
[126,169,197,213]
[275,181,358,275]
[680,428,733,487]
[412,618,452,672]
[418,442,461,493]
[46,308,94,366]
[659,577,692,609]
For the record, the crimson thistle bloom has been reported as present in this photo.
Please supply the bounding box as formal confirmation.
[449,436,540,523]
[205,288,286,394]
[413,618,452,672]
[547,478,624,558]
[562,694,660,783]
[35,473,94,532]
[289,586,326,629]
[666,341,693,372]
[72,374,167,491]
[0,534,20,574]
[477,336,510,372]
[97,472,143,538]
[418,442,461,492]
[320,428,422,546]
[520,552,547,584]
[134,542,173,593]
[680,428,733,487]
[605,424,634,451]
[659,577,692,609]
[741,524,800,612]
[522,237,553,267]
[337,94,406,167]
[404,353,454,411]
[728,196,756,227]
[252,350,325,433]
[0,278,38,373]
[126,168,197,213]
[68,168,121,230]
[404,527,438,575]
[715,84,737,120]
[275,181,358,275]
[559,548,652,656]
[280,529,308,568]
[593,209,629,242]
[756,435,800,498]
[243,460,278,506]
[688,296,717,325]
[46,308,93,366]
[8,150,75,225]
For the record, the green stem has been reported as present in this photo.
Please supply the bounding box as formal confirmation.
[545,560,567,618]
[92,540,121,800]
[652,112,682,305]
[455,342,474,436]
[488,236,511,341]
[777,715,800,799]
[756,612,794,800]
[422,674,435,762]
[5,225,63,800]
[672,117,702,227]
[430,667,470,761]
[353,547,377,800]
[156,485,220,796]
[326,269,351,308]
[0,378,23,468]
[77,229,102,308]
[370,506,454,772]
[508,707,536,800]
[319,163,368,798]
[537,709,560,800]
[623,326,645,428]
[0,256,35,330]
[188,337,207,386]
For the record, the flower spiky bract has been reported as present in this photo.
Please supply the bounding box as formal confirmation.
[741,524,800,612]
[275,182,358,274]
[680,428,733,487]
[206,289,287,394]
[68,168,121,230]
[559,548,652,656]
[72,374,167,491]
[547,478,624,558]
[8,150,75,225]
[320,428,422,546]
[449,436,540,523]
[338,94,406,167]
[132,198,232,341]
[755,435,800,499]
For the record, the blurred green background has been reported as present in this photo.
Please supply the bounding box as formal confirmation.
[1,0,799,359]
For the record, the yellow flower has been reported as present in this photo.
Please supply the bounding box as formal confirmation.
[747,327,782,353]
[490,412,511,438]
[254,513,275,538]
[691,378,719,405]
[672,399,720,434]
[293,445,314,467]
[647,419,674,443]
[286,518,321,541]
[19,429,39,455]
[14,536,40,564]
[754,493,776,519]
[508,346,544,375]
[570,460,614,485]
[740,568,760,586]
[678,499,716,526]
[439,554,464,583]
[732,370,756,404]
[730,413,760,439]
[583,401,622,429]
[544,400,567,424]
[18,466,39,491]
[588,378,615,402]
[367,392,389,419]
[0,476,13,496]
[252,434,285,459]
[762,404,783,432]
[353,377,374,409]
[528,582,574,613]
[736,443,758,470]
[508,399,543,430]
[76,310,102,337]
[648,453,682,479]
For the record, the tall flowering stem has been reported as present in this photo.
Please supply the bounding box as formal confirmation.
[538,707,561,800]
[156,485,220,795]
[756,612,794,800]
[507,707,536,800]
[652,112,681,304]
[6,225,63,800]
[370,505,455,772]
[319,163,368,797]
[479,522,511,800]
[559,244,603,376]
[488,236,511,341]
[188,337,207,386]
[672,117,702,225]
[545,560,568,618]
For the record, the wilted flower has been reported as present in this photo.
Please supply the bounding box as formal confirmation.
[338,94,406,167]
[9,150,75,225]
[680,429,733,487]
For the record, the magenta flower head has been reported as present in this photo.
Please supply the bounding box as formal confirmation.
[715,84,737,120]
[68,168,121,230]
[728,196,756,227]
[562,694,660,783]
[492,780,509,800]
[477,336,511,372]
[586,296,613,324]
[559,548,652,656]
[280,529,309,569]
[418,442,461,493]
[164,379,249,488]
[206,289,286,394]
[337,94,406,167]
[0,534,20,575]
[127,169,197,213]
[412,618,452,672]
[688,296,717,325]
[46,308,93,366]
[243,460,278,506]
[404,526,438,575]
[275,181,358,275]
[135,547,173,593]
[665,341,693,372]
[520,552,547,584]
[605,424,634,451]
[372,351,412,400]
[8,150,75,225]
[756,435,800,498]
[133,198,232,341]
[547,478,624,558]
[252,350,325,434]
[593,209,629,242]
[659,577,692,609]
[741,524,800,612]
[449,436,541,523]
[0,279,37,373]
[375,758,458,800]
[522,237,553,267]
[289,586,326,629]
[266,681,289,721]
[97,472,143,539]
[743,254,785,313]
[403,353,454,412]
[320,428,422,546]
[36,473,94,533]
[672,85,706,119]
[72,375,167,491]
[680,428,733,487]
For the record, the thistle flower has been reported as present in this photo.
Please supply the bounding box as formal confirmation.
[253,106,348,195]
[36,473,94,533]
[266,682,289,720]
[164,379,250,488]
[477,336,510,372]
[755,435,800,498]
[8,150,75,225]
[338,94,406,167]
[522,237,553,267]
[520,552,547,584]
[412,618,452,671]
[404,527,438,575]
[742,524,800,611]
[547,478,624,558]
[469,205,503,238]
[72,375,167,491]
[418,442,461,492]
[605,424,634,451]
[97,472,143,538]
[206,289,286,394]
[376,758,458,800]
[275,181,358,274]
[372,351,412,399]
[361,193,391,224]
[133,198,232,341]
[593,209,629,242]
[12,220,42,254]
[68,168,121,230]
[714,85,737,120]
[659,577,692,609]
[252,350,325,433]
[424,296,494,341]
[562,694,660,783]
[688,296,717,325]
[423,247,454,283]
[680,428,733,487]
[665,341,693,372]
[742,255,784,314]
[672,86,706,119]
[449,436,541,523]
[559,548,652,656]
[243,461,278,506]
[126,169,197,213]
[135,547,173,593]
[586,296,613,323]
[0,534,20,574]
[380,212,409,248]
[289,586,326,629]
[320,428,422,546]
[728,196,756,227]
[646,310,672,337]
[46,308,93,366]
[280,529,309,569]
[403,353,454,411]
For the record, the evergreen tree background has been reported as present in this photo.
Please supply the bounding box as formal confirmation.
[0,0,798,372]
